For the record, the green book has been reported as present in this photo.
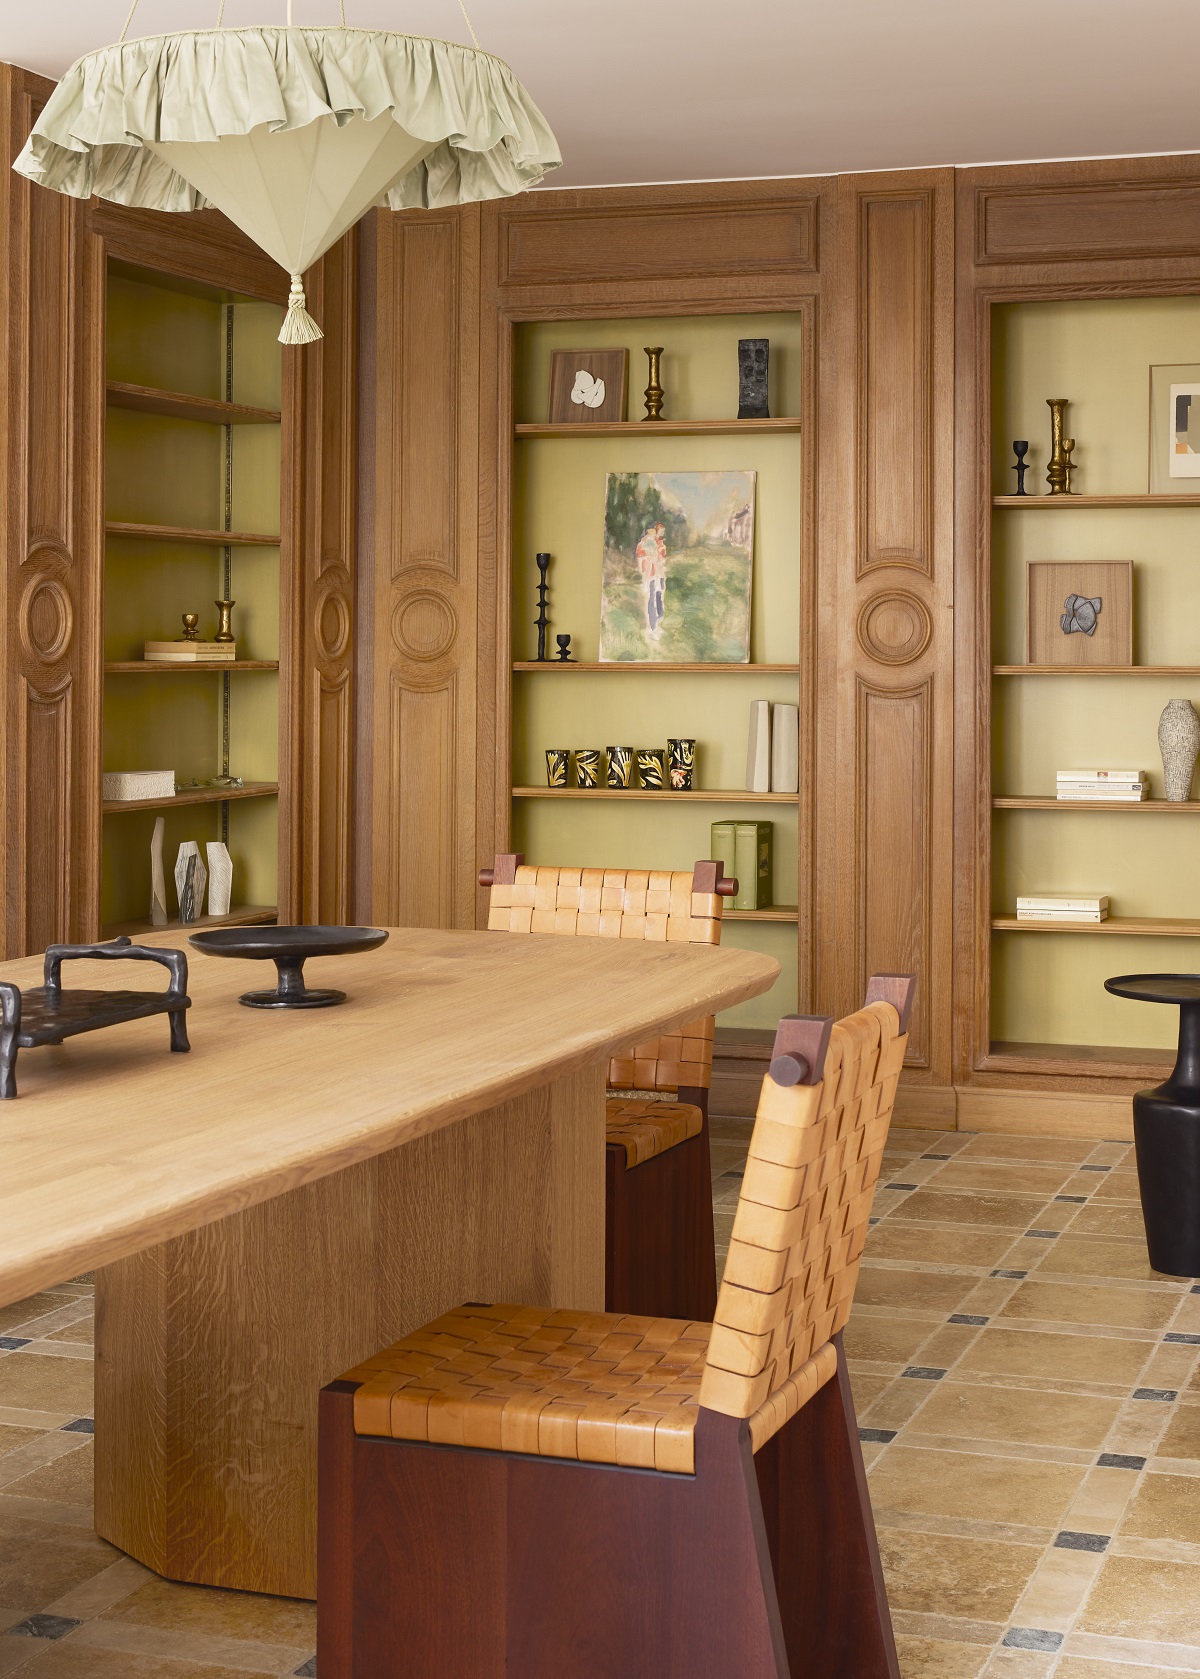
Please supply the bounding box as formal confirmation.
[710,821,737,888]
[733,821,772,911]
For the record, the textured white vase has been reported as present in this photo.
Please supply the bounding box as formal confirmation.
[150,815,168,927]
[1158,698,1200,802]
[174,841,207,922]
[206,841,233,918]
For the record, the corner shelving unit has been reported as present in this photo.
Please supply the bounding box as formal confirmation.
[101,264,284,938]
[508,313,804,1031]
[988,295,1200,1074]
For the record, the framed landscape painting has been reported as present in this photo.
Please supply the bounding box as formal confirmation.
[598,470,755,663]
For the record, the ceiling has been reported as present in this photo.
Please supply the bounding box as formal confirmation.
[3,0,1197,188]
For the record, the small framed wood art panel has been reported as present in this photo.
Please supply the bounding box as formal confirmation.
[548,350,629,423]
[1027,561,1133,665]
[1149,363,1200,495]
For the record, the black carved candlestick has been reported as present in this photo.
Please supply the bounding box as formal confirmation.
[1012,440,1030,496]
[555,634,574,662]
[534,552,551,661]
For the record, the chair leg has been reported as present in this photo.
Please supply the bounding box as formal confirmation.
[605,1122,717,1321]
[318,1398,788,1679]
[754,1332,900,1679]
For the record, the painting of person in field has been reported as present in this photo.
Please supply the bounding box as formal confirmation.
[599,471,755,663]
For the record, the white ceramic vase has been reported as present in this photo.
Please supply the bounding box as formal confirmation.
[1158,698,1200,803]
[206,841,233,918]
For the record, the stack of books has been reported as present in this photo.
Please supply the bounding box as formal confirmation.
[144,639,237,663]
[1016,894,1109,924]
[1055,770,1146,802]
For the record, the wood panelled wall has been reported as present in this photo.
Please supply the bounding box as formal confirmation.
[0,59,356,954]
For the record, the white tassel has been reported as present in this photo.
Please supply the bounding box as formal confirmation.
[278,274,323,345]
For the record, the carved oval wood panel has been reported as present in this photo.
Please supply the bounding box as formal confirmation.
[856,590,932,666]
[391,590,458,664]
[315,580,351,664]
[19,575,73,664]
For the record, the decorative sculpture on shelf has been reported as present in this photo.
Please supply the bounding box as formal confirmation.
[206,842,233,919]
[150,816,168,928]
[1061,594,1102,637]
[174,842,206,925]
[1159,699,1200,803]
[181,612,200,641]
[643,346,665,421]
[737,338,770,419]
[1046,399,1074,496]
[214,599,235,644]
[554,633,574,662]
[534,552,551,661]
[1011,440,1030,496]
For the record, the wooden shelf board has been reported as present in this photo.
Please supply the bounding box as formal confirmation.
[993,494,1200,508]
[994,665,1200,676]
[994,797,1193,812]
[511,787,796,803]
[725,905,799,922]
[514,418,802,438]
[512,661,800,674]
[102,782,279,814]
[985,1040,1175,1078]
[992,914,1200,937]
[105,660,278,673]
[107,381,280,427]
[106,521,280,547]
[103,905,278,937]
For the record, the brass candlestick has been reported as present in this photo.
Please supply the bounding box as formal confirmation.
[214,599,236,643]
[1046,398,1073,496]
[643,346,665,421]
[181,612,200,641]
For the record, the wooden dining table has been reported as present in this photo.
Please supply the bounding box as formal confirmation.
[0,925,778,1600]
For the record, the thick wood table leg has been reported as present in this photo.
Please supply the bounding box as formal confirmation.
[94,1062,605,1600]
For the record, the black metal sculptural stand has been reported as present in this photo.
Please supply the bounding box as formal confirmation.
[535,552,551,660]
[1012,440,1030,496]
[555,634,574,662]
[1104,972,1200,1275]
[0,936,191,1099]
[737,338,770,419]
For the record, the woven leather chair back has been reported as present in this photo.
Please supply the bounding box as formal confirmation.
[699,997,908,1420]
[485,863,724,1094]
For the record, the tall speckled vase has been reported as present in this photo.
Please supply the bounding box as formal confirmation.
[1158,699,1200,802]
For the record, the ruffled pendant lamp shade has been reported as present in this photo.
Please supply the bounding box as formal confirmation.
[13,0,561,343]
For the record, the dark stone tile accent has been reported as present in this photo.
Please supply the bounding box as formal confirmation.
[294,1661,317,1678]
[901,1366,947,1381]
[1002,1629,1064,1652]
[1025,1229,1058,1239]
[1097,1452,1146,1470]
[1165,1331,1200,1345]
[1079,1164,1111,1172]
[948,1314,989,1326]
[921,1153,951,1161]
[859,1427,897,1443]
[883,1182,918,1191]
[0,1337,31,1350]
[991,1269,1028,1279]
[720,1169,744,1180]
[61,1416,94,1433]
[7,1615,82,1640]
[1055,1194,1087,1203]
[1133,1387,1178,1402]
[1054,1530,1109,1552]
[868,1216,881,1226]
[1192,1284,1200,1295]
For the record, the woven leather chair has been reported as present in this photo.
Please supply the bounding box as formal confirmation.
[319,975,914,1679]
[479,852,736,1322]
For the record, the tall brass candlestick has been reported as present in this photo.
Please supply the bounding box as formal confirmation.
[643,346,665,421]
[1046,398,1073,496]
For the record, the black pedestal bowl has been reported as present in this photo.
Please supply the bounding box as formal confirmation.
[188,925,389,1009]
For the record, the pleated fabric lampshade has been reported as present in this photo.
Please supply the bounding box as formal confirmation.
[13,4,561,342]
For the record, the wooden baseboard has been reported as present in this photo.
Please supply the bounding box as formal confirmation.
[954,1087,1133,1141]
[892,1086,956,1129]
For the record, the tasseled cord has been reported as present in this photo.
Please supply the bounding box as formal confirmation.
[278,274,323,346]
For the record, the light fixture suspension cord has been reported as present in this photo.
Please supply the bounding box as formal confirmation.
[118,0,141,41]
[457,0,480,47]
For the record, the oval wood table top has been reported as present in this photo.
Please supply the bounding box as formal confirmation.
[0,926,778,1308]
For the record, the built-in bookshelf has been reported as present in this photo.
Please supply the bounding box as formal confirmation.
[101,266,284,937]
[990,295,1200,1065]
[509,313,804,1029]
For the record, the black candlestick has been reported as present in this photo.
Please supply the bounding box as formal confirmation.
[535,552,551,661]
[1012,440,1030,496]
[555,634,574,662]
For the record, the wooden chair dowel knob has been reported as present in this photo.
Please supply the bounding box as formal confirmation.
[478,869,495,888]
[768,1051,811,1087]
[715,877,738,897]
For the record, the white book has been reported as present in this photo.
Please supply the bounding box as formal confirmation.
[1017,895,1109,911]
[1057,769,1145,782]
[103,769,176,802]
[770,703,799,794]
[1016,909,1107,922]
[144,640,237,662]
[745,699,771,793]
[1056,790,1145,801]
[1056,776,1144,788]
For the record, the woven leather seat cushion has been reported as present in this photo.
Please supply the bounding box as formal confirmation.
[347,1303,712,1473]
[605,1097,703,1166]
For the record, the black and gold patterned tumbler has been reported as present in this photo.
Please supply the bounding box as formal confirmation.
[667,738,696,790]
[636,748,665,789]
[575,749,602,788]
[606,746,634,789]
[545,748,569,787]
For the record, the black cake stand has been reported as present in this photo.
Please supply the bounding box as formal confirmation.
[1104,972,1200,1277]
[189,925,388,1009]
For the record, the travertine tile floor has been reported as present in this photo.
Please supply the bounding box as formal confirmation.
[0,1122,1197,1676]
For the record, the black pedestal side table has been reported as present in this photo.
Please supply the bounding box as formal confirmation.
[1104,973,1200,1277]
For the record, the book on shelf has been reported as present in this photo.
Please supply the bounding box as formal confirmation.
[1015,908,1108,922]
[1056,770,1146,800]
[1056,770,1145,782]
[143,640,237,662]
[771,703,799,794]
[1017,895,1109,912]
[733,821,772,911]
[745,700,770,792]
[710,821,737,886]
[1056,787,1145,801]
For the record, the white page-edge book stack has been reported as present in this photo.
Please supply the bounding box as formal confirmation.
[744,701,799,794]
[1016,894,1109,923]
[1056,770,1146,801]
